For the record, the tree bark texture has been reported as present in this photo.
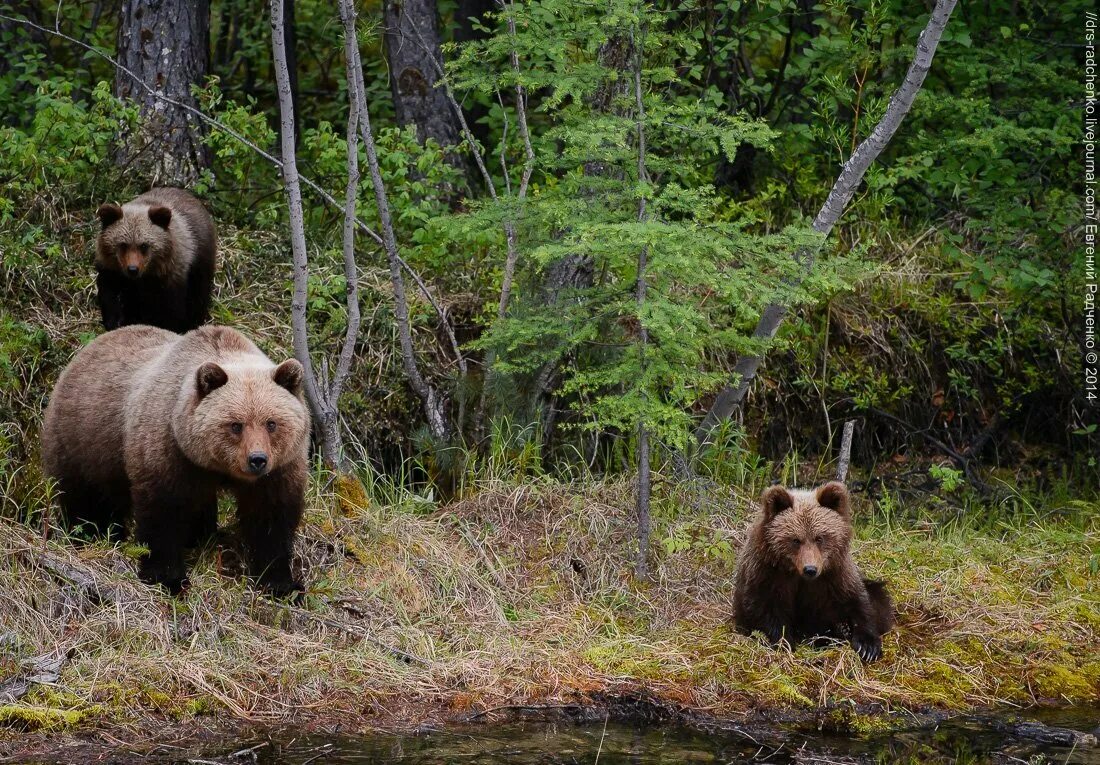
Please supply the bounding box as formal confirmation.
[383,0,462,151]
[115,0,212,186]
[696,0,958,442]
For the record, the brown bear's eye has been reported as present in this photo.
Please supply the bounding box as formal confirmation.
[815,536,824,545]
[139,242,149,254]
[266,420,276,433]
[229,422,243,435]
[791,539,802,548]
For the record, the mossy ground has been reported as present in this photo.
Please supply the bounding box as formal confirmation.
[1,474,1096,739]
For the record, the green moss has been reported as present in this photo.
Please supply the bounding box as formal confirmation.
[0,703,98,731]
[582,640,667,680]
[185,696,218,716]
[1031,662,1099,701]
[812,707,898,736]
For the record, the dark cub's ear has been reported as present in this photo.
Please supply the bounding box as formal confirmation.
[196,362,228,397]
[272,359,304,396]
[761,485,794,521]
[148,206,172,229]
[816,481,850,517]
[96,203,123,228]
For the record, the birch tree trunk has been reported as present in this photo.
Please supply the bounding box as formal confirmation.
[114,0,212,186]
[632,29,651,578]
[696,0,958,443]
[270,0,363,468]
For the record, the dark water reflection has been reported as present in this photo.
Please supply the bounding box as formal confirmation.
[182,708,1100,765]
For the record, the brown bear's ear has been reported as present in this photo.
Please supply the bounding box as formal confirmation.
[148,205,172,229]
[762,485,794,521]
[196,362,228,397]
[272,359,304,395]
[816,481,851,517]
[96,203,123,228]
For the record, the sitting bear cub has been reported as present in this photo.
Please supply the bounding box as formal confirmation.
[41,325,310,596]
[733,481,894,661]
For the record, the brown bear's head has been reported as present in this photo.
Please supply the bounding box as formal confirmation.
[96,202,176,279]
[759,482,852,580]
[180,358,310,481]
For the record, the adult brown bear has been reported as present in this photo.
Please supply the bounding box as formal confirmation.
[95,188,216,333]
[732,481,894,661]
[41,325,309,596]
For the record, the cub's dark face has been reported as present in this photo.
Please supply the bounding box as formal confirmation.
[761,482,852,580]
[96,203,173,279]
[186,359,309,481]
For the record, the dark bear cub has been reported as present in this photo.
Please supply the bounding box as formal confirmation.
[733,481,894,661]
[95,187,217,333]
[41,325,310,596]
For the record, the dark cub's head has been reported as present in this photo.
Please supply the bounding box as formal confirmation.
[96,201,176,279]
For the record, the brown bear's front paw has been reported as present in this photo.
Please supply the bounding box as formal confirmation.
[138,560,188,596]
[851,632,882,662]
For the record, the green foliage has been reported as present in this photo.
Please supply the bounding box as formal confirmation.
[0,81,137,217]
[929,464,964,493]
[442,0,863,454]
[0,0,1090,487]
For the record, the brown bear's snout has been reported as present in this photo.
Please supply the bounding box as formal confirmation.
[247,451,269,475]
[121,250,145,277]
[802,564,818,579]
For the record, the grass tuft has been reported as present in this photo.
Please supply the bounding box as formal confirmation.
[0,473,1096,736]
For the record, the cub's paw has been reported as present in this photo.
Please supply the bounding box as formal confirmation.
[851,631,882,662]
[760,621,791,648]
[262,577,305,602]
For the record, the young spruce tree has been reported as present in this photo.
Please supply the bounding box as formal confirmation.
[442,0,845,574]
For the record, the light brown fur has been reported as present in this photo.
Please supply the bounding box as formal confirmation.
[42,325,310,595]
[733,482,894,661]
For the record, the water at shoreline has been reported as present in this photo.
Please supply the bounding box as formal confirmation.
[10,706,1096,765]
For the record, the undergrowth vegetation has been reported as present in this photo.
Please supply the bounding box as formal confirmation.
[0,468,1097,733]
[0,0,1095,740]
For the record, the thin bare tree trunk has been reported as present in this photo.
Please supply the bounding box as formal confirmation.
[632,27,651,579]
[269,0,366,468]
[283,0,301,146]
[696,0,958,442]
[835,420,855,483]
[341,0,450,441]
[115,0,211,186]
[270,0,327,445]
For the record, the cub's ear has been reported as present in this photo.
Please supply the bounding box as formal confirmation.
[816,481,850,517]
[196,362,228,397]
[761,485,794,521]
[272,359,304,395]
[96,203,123,228]
[148,206,172,229]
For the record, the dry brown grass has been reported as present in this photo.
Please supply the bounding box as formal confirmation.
[1,474,1097,736]
[1,203,1096,742]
